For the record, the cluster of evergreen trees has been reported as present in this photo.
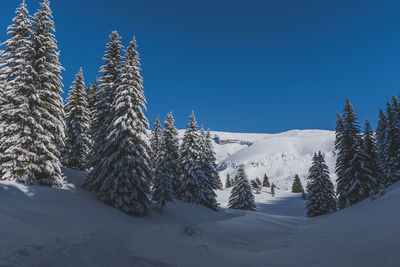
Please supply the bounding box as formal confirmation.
[151,112,220,213]
[3,2,399,220]
[77,30,221,216]
[0,1,222,217]
[307,96,399,217]
[0,0,65,187]
[335,99,384,209]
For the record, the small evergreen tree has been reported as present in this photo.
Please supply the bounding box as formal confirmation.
[177,112,218,210]
[306,152,337,217]
[63,68,91,170]
[271,183,276,196]
[150,116,162,170]
[250,180,261,194]
[225,173,233,188]
[291,174,304,193]
[214,173,223,190]
[255,177,262,186]
[262,174,270,187]
[228,165,256,210]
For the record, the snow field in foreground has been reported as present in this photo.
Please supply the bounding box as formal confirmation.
[0,167,399,266]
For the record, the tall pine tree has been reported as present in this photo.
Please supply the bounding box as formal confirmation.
[376,109,387,161]
[177,112,218,210]
[0,1,36,183]
[64,68,91,170]
[29,0,65,186]
[84,31,123,191]
[153,112,180,198]
[334,113,344,180]
[152,114,181,213]
[0,1,64,186]
[86,78,98,145]
[200,129,218,190]
[362,120,383,193]
[336,100,377,208]
[96,37,151,216]
[382,98,400,185]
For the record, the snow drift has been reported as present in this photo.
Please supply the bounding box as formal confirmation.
[0,166,399,266]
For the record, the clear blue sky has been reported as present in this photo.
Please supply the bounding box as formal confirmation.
[1,0,400,133]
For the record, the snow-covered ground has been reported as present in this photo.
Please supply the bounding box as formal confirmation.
[1,167,399,266]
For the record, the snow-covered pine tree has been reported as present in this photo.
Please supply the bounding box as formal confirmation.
[84,31,123,191]
[376,109,387,161]
[362,120,384,194]
[0,1,37,183]
[86,78,98,137]
[96,37,151,216]
[158,112,181,195]
[26,0,65,186]
[382,98,400,185]
[0,47,5,110]
[255,177,262,186]
[152,116,176,213]
[306,152,337,217]
[214,173,223,190]
[200,129,218,190]
[336,99,377,209]
[334,113,344,180]
[250,180,261,194]
[291,174,304,193]
[150,116,162,171]
[225,173,233,188]
[228,165,256,210]
[63,68,91,170]
[262,174,270,187]
[86,79,97,115]
[177,112,218,210]
[271,183,276,196]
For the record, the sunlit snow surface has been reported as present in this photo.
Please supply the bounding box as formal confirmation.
[0,130,399,266]
[180,129,336,189]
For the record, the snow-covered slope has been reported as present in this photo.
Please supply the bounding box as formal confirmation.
[180,129,336,190]
[1,169,399,266]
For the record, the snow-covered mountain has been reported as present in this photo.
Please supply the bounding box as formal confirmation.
[179,129,336,190]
